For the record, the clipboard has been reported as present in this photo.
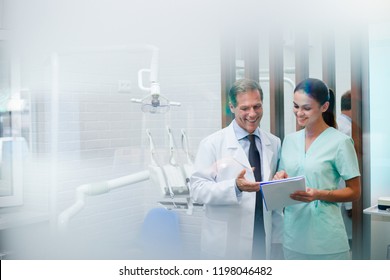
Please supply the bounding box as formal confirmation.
[260,176,306,211]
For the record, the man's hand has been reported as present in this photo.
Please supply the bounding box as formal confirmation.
[236,168,260,192]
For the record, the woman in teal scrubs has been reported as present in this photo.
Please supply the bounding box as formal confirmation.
[274,78,361,260]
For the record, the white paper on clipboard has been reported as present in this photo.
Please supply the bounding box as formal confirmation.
[260,176,306,211]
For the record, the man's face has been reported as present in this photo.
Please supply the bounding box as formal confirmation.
[230,89,263,134]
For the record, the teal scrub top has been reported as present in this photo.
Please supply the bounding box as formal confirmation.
[279,127,360,255]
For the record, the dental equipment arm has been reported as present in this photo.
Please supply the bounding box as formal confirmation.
[57,170,150,232]
[130,45,180,113]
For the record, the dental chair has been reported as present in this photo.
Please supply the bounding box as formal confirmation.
[140,207,183,259]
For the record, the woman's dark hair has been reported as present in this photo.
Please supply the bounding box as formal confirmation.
[294,78,337,128]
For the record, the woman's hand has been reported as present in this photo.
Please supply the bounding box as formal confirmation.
[290,187,319,203]
[290,176,361,203]
[273,170,288,180]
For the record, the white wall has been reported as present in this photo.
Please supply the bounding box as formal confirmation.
[369,22,390,260]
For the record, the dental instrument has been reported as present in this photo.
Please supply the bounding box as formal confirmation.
[180,129,194,180]
[180,129,195,215]
[162,126,188,196]
[146,128,175,199]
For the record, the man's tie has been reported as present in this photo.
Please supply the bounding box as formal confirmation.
[247,134,266,259]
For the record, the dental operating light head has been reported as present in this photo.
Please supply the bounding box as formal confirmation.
[131,82,180,114]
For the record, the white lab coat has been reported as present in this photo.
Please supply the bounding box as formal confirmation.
[337,114,352,137]
[337,113,353,239]
[190,122,282,259]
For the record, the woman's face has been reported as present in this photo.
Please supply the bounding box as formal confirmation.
[230,89,263,134]
[293,90,329,128]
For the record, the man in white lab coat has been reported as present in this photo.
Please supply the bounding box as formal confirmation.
[337,90,353,244]
[337,90,352,137]
[190,79,283,259]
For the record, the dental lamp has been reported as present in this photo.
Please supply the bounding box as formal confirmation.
[131,81,180,114]
[131,46,180,113]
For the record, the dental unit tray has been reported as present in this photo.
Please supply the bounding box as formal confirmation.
[158,200,203,210]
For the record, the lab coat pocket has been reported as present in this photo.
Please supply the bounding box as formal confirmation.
[201,217,228,257]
